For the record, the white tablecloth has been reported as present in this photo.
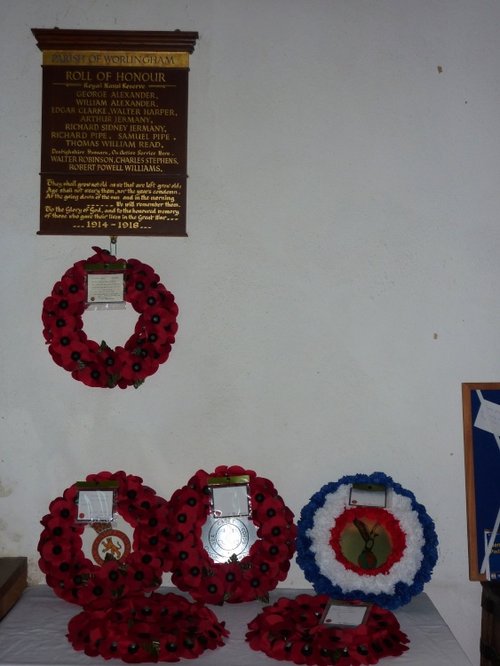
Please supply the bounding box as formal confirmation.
[0,586,472,665]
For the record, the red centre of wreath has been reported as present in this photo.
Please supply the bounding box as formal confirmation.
[42,247,178,389]
[330,506,406,576]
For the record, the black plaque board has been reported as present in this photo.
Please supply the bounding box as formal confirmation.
[32,29,198,236]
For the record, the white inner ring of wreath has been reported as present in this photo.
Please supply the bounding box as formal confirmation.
[306,484,425,595]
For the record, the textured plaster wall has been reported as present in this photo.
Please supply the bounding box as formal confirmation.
[1,1,498,663]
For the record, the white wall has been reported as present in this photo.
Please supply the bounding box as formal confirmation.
[1,0,496,663]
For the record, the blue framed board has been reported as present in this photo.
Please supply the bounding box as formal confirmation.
[462,383,500,581]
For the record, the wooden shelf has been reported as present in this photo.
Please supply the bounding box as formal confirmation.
[0,558,27,621]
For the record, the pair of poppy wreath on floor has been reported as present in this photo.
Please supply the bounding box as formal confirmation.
[38,469,437,664]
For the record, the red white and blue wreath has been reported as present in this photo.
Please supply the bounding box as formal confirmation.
[38,471,171,609]
[165,465,297,604]
[296,472,438,610]
[42,247,178,389]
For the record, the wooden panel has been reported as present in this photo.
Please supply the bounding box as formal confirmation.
[480,582,500,666]
[32,29,199,53]
[0,558,27,621]
[31,29,198,236]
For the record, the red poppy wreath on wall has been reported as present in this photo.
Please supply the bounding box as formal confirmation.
[165,465,297,604]
[42,247,178,388]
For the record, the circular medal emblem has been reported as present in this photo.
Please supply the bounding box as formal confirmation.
[91,528,132,565]
[204,517,254,563]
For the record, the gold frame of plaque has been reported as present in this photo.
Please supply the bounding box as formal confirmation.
[32,29,198,237]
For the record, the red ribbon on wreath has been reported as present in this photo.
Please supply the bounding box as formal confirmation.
[42,247,178,388]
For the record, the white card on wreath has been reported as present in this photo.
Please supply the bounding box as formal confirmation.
[321,600,369,628]
[77,489,115,522]
[349,483,387,507]
[212,485,249,517]
[87,272,124,304]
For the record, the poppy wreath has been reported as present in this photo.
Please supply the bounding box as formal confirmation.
[246,593,409,666]
[68,591,229,663]
[296,472,438,610]
[42,247,178,388]
[165,465,297,604]
[38,471,171,609]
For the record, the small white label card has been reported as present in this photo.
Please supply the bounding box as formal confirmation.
[349,483,387,507]
[207,475,251,517]
[321,600,370,628]
[212,484,250,517]
[87,272,125,304]
[76,486,116,523]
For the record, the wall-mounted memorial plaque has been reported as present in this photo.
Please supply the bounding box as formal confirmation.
[32,29,198,236]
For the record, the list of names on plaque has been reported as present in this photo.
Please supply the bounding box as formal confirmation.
[33,31,198,236]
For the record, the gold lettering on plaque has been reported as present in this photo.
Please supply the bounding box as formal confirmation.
[44,74,182,172]
[43,179,183,232]
[43,50,190,68]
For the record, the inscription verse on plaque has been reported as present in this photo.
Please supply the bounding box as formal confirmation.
[32,30,198,236]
